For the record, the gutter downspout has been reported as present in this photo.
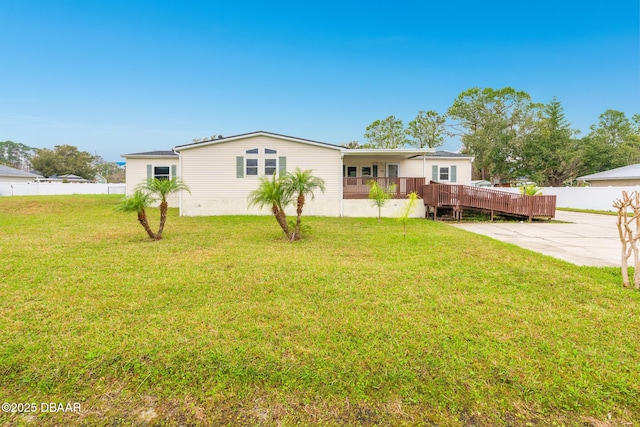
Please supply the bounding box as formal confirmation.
[340,152,344,217]
[178,151,183,216]
[422,152,426,178]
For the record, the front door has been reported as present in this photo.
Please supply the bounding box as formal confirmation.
[387,163,399,178]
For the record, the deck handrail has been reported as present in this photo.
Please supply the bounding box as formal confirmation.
[343,177,426,199]
[423,184,556,220]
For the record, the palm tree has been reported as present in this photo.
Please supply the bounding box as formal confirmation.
[115,190,157,239]
[284,168,325,241]
[139,177,190,240]
[248,173,294,238]
[367,180,396,223]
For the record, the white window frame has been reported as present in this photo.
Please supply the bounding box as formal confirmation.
[245,148,259,176]
[264,148,278,176]
[439,166,449,181]
[153,166,171,180]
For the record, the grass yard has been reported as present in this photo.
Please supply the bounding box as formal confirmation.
[1,195,639,426]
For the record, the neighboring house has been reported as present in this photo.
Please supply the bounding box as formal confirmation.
[123,131,474,218]
[577,164,640,187]
[38,174,91,183]
[94,173,107,184]
[0,165,41,183]
[470,180,493,188]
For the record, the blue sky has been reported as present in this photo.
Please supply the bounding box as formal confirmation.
[1,0,639,162]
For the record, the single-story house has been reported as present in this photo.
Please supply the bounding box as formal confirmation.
[470,180,493,188]
[38,174,92,183]
[122,131,474,218]
[0,165,41,183]
[577,164,640,187]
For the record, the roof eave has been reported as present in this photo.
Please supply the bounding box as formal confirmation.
[121,154,178,159]
[174,131,342,152]
[343,148,435,156]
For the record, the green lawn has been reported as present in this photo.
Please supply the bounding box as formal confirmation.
[1,195,639,426]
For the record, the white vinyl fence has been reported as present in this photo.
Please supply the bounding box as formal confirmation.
[0,182,126,197]
[496,186,640,212]
[1,181,638,212]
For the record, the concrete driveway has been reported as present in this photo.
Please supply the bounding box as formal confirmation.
[451,211,622,267]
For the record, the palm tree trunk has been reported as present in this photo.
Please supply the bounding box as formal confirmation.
[155,200,168,240]
[291,193,305,241]
[272,204,290,237]
[137,210,156,239]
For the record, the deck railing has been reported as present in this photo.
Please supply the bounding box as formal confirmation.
[423,184,556,220]
[343,177,426,199]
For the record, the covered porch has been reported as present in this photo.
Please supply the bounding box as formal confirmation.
[343,176,426,199]
[341,147,434,200]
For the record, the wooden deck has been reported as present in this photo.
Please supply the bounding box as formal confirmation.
[343,177,426,199]
[423,184,556,221]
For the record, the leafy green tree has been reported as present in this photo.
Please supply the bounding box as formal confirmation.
[448,87,538,181]
[367,180,396,223]
[364,115,408,148]
[520,97,582,186]
[582,110,640,174]
[248,173,294,237]
[406,110,446,149]
[284,168,326,241]
[31,144,96,179]
[93,155,125,183]
[0,141,34,169]
[115,190,157,239]
[341,141,363,149]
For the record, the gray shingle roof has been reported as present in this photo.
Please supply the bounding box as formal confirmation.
[0,164,41,177]
[121,150,178,157]
[577,164,640,181]
[429,151,473,158]
[407,151,473,159]
[174,131,342,151]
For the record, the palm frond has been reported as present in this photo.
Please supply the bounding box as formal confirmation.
[138,178,191,202]
[114,190,155,214]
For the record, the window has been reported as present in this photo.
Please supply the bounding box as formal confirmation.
[439,167,449,181]
[265,158,277,176]
[245,148,259,176]
[154,166,170,180]
[361,166,372,177]
[237,148,285,178]
[347,166,357,177]
[246,158,258,176]
[265,148,277,175]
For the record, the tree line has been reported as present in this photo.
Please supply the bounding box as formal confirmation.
[0,141,124,183]
[347,87,640,186]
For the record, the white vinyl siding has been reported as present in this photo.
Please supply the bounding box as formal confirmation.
[178,134,342,216]
[123,157,180,207]
[125,157,179,196]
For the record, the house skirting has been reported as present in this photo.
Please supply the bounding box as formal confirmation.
[342,199,425,218]
[179,197,425,218]
[180,197,341,217]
